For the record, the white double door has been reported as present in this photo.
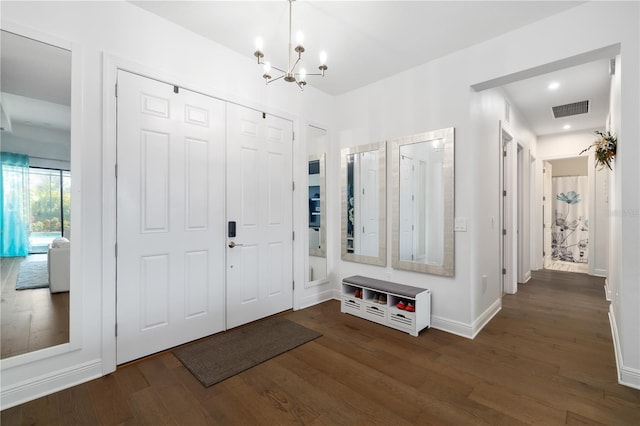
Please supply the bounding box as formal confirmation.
[116,71,293,364]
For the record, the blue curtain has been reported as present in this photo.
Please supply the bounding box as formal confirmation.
[1,152,30,257]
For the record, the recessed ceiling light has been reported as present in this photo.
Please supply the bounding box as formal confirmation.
[548,82,560,90]
[563,124,571,130]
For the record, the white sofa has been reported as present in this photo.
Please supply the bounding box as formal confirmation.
[48,237,70,293]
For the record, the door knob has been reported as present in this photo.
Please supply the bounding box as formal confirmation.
[228,241,243,248]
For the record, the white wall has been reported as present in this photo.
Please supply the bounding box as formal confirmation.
[549,157,588,177]
[607,52,639,388]
[0,1,334,409]
[331,2,639,381]
[1,130,70,165]
[538,129,598,158]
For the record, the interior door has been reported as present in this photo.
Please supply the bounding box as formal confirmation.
[226,103,293,329]
[116,70,225,364]
[543,161,553,268]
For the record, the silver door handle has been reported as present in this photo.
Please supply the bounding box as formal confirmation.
[228,241,243,248]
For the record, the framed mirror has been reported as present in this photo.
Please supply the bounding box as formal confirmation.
[391,128,454,276]
[341,142,386,266]
[307,125,327,284]
[0,29,73,359]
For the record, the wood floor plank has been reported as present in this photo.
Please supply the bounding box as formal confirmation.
[0,256,70,359]
[87,373,135,425]
[281,344,415,425]
[55,384,101,425]
[2,270,639,425]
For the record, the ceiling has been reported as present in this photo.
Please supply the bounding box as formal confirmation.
[501,58,611,136]
[131,1,584,96]
[131,1,610,136]
[1,29,71,158]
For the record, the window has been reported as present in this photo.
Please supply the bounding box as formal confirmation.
[28,168,71,253]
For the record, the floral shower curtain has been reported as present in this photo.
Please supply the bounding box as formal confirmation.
[1,152,31,257]
[552,175,588,264]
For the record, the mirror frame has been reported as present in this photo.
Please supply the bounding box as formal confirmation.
[341,142,386,266]
[391,128,454,276]
[0,22,82,369]
[308,153,326,259]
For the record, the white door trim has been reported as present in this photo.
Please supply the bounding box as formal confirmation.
[500,121,517,295]
[101,54,302,375]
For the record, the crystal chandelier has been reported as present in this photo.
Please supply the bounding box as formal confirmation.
[253,0,328,90]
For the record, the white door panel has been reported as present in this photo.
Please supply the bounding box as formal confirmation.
[226,103,293,329]
[116,71,225,364]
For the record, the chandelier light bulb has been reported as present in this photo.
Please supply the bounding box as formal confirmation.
[263,62,271,73]
[319,51,327,65]
[296,31,304,47]
[299,68,307,82]
[255,37,264,51]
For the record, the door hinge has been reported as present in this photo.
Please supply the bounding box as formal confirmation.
[292,280,295,290]
[115,82,118,98]
[115,243,118,257]
[173,85,179,94]
[502,229,507,235]
[262,112,266,119]
[503,150,507,157]
[292,231,295,241]
[543,168,546,173]
[115,164,118,178]
[292,181,295,191]
[502,268,507,275]
[503,190,507,197]
[542,196,546,201]
[115,323,118,337]
[292,131,295,141]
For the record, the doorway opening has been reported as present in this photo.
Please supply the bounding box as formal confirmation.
[543,156,589,274]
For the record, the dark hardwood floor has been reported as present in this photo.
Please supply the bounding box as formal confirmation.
[2,270,639,425]
[1,256,69,359]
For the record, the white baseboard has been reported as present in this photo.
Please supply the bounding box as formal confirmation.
[521,270,531,284]
[604,278,612,301]
[594,268,608,278]
[608,305,640,390]
[471,298,502,338]
[0,359,102,410]
[429,298,502,340]
[431,315,474,339]
[297,288,339,310]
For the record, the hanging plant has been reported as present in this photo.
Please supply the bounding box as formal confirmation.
[580,130,617,170]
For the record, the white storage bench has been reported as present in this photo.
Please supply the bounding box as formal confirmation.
[341,275,431,336]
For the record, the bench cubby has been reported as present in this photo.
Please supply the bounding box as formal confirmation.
[341,275,431,336]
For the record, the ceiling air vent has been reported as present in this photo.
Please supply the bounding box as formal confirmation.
[552,100,590,118]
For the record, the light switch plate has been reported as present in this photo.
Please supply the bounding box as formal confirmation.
[454,217,467,232]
